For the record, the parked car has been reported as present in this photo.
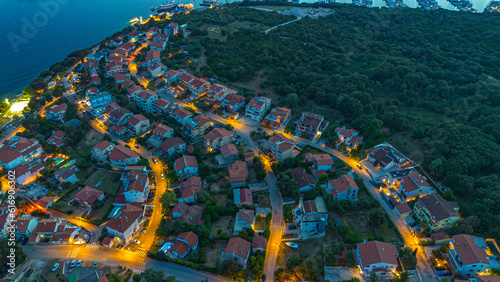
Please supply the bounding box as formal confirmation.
[262,274,266,281]
[356,163,363,170]
[76,260,82,267]
[152,158,158,164]
[437,271,451,276]
[26,269,33,277]
[141,228,147,233]
[70,260,76,268]
[435,266,446,271]
[257,127,263,131]
[93,261,98,268]
[51,263,60,271]
[131,239,140,245]
[161,174,164,179]
[288,225,297,230]
[135,144,140,149]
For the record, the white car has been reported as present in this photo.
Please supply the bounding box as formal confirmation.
[161,174,164,179]
[51,263,60,271]
[131,239,140,244]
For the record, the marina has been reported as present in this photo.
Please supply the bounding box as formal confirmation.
[484,0,500,11]
[448,0,476,11]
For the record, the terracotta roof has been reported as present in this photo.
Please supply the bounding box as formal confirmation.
[401,170,431,192]
[477,276,500,282]
[48,104,67,114]
[229,161,248,180]
[105,204,143,233]
[223,93,245,106]
[291,167,315,189]
[33,219,58,233]
[175,155,198,171]
[145,50,160,62]
[329,174,359,193]
[172,203,203,225]
[417,194,459,221]
[177,231,198,247]
[109,107,132,120]
[303,200,317,214]
[160,137,185,152]
[311,154,334,166]
[247,98,266,109]
[356,241,399,266]
[113,73,127,82]
[430,231,451,242]
[252,235,267,250]
[153,124,173,136]
[15,216,36,233]
[93,140,113,151]
[180,176,202,199]
[451,234,489,265]
[209,84,226,93]
[237,209,254,225]
[221,143,238,158]
[36,197,54,209]
[127,114,149,126]
[172,107,192,119]
[224,237,251,259]
[101,235,114,246]
[203,128,233,142]
[395,203,412,214]
[127,85,144,95]
[335,127,359,139]
[179,72,196,83]
[190,78,209,88]
[74,186,103,204]
[238,188,253,205]
[109,145,139,160]
[170,240,190,257]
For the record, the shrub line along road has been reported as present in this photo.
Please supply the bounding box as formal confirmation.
[29,95,435,281]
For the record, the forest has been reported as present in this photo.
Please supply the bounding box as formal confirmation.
[179,4,500,239]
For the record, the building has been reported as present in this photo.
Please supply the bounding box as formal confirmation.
[179,72,196,89]
[294,197,328,233]
[108,145,140,169]
[223,237,251,267]
[126,114,150,136]
[216,143,239,167]
[54,166,78,184]
[169,231,199,259]
[446,234,492,277]
[91,140,115,161]
[105,61,124,77]
[160,137,186,156]
[166,22,179,36]
[413,194,460,231]
[152,98,176,115]
[396,170,433,202]
[108,107,133,126]
[28,218,62,243]
[229,161,248,188]
[171,107,194,126]
[12,161,44,185]
[89,92,115,116]
[233,188,253,207]
[74,186,105,206]
[164,70,180,86]
[48,130,67,148]
[335,126,363,151]
[148,62,168,77]
[46,104,67,121]
[291,167,316,192]
[269,133,294,161]
[0,137,43,170]
[134,91,158,112]
[104,204,143,243]
[221,93,245,114]
[245,97,271,121]
[152,124,174,139]
[233,209,255,235]
[252,235,267,254]
[395,203,412,217]
[15,216,39,238]
[262,107,291,129]
[184,114,212,138]
[172,203,203,225]
[203,128,233,151]
[174,155,198,178]
[306,153,334,171]
[367,143,408,171]
[355,240,399,276]
[151,41,166,51]
[179,176,203,204]
[296,112,329,138]
[119,166,149,203]
[188,78,210,98]
[327,174,359,201]
[207,84,234,102]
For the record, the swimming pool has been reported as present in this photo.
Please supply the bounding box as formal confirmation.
[54,157,65,165]
[159,242,174,253]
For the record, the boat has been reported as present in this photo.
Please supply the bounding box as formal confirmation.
[130,17,140,24]
[285,242,298,249]
[200,0,219,6]
[156,2,178,12]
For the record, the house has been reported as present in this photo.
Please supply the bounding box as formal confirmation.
[269,133,294,161]
[15,216,39,238]
[203,128,233,151]
[118,166,149,203]
[74,186,105,206]
[293,197,328,233]
[245,97,271,121]
[110,37,123,47]
[397,170,433,202]
[355,240,399,276]
[0,214,13,238]
[127,85,144,97]
[160,137,186,156]
[166,22,179,36]
[179,176,203,204]
[262,107,291,129]
[148,62,168,77]
[109,125,130,137]
[134,91,158,112]
[233,209,255,235]
[174,155,198,178]
[12,161,44,185]
[150,41,167,51]
[127,30,143,42]
[252,235,267,254]
[113,73,128,85]
[229,161,248,188]
[207,84,231,102]
[395,202,412,217]
[152,98,176,115]
[306,153,334,171]
[35,197,54,211]
[48,130,67,148]
[216,143,239,167]
[120,79,135,89]
[46,104,67,121]
[126,114,150,136]
[108,145,140,169]
[105,61,124,77]
[101,235,115,247]
[221,93,245,113]
[172,202,203,225]
[171,107,194,126]
[89,92,114,115]
[169,231,199,259]
[28,218,61,243]
[327,174,359,201]
[188,78,210,98]
[296,112,329,138]
[153,33,169,42]
[446,234,492,277]
[146,26,161,38]
[91,140,115,161]
[105,204,143,243]
[109,108,133,125]
[413,194,460,231]
[223,237,252,267]
[54,166,78,184]
[164,70,181,86]
[233,188,253,207]
[152,124,174,139]
[184,114,212,138]
[0,137,43,170]
[335,126,363,151]
[291,167,316,192]
[178,72,196,89]
[367,143,407,171]
[145,51,161,65]
[86,87,99,97]
[89,76,101,86]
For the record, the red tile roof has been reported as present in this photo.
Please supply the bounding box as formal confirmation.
[356,241,399,266]
[252,235,267,251]
[175,155,198,171]
[451,234,489,265]
[109,145,139,160]
[74,186,103,204]
[177,231,198,247]
[105,204,143,233]
[224,237,251,260]
[329,174,359,193]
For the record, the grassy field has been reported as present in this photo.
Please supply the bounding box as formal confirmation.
[341,210,401,243]
[258,194,271,208]
[203,242,227,268]
[84,169,122,196]
[89,196,115,223]
[210,215,234,238]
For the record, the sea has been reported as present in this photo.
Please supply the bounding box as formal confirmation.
[0,0,494,102]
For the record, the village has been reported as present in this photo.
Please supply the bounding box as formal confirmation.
[0,13,499,282]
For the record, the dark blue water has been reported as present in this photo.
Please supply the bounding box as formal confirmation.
[0,0,494,101]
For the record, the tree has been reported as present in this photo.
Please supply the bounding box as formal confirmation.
[160,190,177,208]
[166,276,176,282]
[400,247,418,269]
[283,204,294,223]
[390,271,410,282]
[370,272,379,282]
[285,93,299,107]
[360,116,383,138]
[276,170,298,198]
[369,208,386,226]
[144,268,165,282]
[166,170,179,183]
[132,274,141,282]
